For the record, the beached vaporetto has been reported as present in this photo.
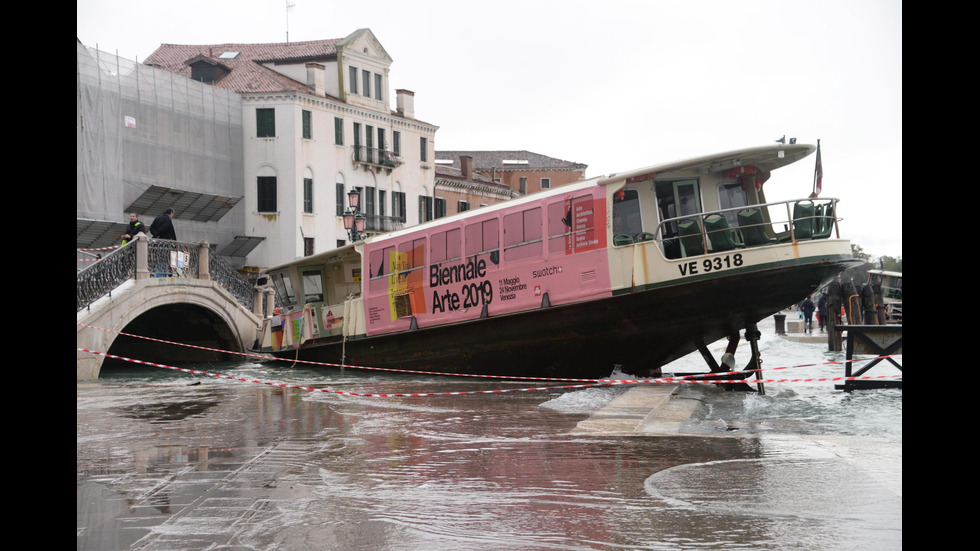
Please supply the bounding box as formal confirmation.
[253,143,860,379]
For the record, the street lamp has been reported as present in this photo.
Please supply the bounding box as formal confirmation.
[343,187,366,242]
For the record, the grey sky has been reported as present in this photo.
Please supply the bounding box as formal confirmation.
[78,0,902,258]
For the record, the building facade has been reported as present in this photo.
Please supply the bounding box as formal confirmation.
[433,155,518,218]
[144,29,439,269]
[434,151,587,196]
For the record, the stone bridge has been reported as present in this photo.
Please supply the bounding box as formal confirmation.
[77,235,275,379]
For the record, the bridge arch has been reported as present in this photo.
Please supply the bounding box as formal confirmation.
[77,278,261,379]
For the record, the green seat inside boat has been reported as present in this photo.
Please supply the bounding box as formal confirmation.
[614,234,634,246]
[677,218,704,257]
[737,208,775,246]
[778,200,815,242]
[812,202,834,239]
[704,214,742,252]
[635,232,656,243]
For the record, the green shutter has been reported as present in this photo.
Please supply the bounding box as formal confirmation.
[256,108,275,138]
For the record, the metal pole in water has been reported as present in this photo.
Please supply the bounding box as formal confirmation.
[745,324,765,395]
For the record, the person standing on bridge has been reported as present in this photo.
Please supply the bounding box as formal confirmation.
[120,212,144,246]
[149,208,177,240]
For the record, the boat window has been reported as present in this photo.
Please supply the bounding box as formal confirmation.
[465,218,499,262]
[368,245,395,293]
[547,195,600,254]
[301,269,324,303]
[397,238,426,274]
[547,199,572,253]
[675,179,702,217]
[431,228,461,264]
[718,182,748,226]
[612,188,643,237]
[270,271,296,308]
[503,207,542,262]
[656,178,702,259]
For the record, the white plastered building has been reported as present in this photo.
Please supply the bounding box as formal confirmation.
[144,29,439,269]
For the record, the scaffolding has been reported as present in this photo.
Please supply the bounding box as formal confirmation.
[76,40,248,259]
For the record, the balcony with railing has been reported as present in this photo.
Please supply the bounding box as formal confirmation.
[352,146,402,173]
[362,213,404,233]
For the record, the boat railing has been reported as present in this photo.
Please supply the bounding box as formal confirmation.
[618,197,841,259]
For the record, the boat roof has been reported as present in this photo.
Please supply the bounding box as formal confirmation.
[264,242,359,273]
[598,143,816,185]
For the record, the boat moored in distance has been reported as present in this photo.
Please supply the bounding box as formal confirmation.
[255,143,861,379]
[867,269,902,323]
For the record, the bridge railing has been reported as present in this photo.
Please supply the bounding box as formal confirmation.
[208,249,255,311]
[147,239,200,278]
[76,234,256,313]
[76,241,137,311]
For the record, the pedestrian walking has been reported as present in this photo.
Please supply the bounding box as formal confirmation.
[817,291,828,332]
[149,208,177,240]
[801,296,815,333]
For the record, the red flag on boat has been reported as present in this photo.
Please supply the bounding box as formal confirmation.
[810,140,823,198]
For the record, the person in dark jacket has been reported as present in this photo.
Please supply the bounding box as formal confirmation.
[149,208,177,240]
[801,296,816,333]
[121,212,145,246]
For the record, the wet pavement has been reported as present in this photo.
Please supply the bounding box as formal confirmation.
[78,365,902,551]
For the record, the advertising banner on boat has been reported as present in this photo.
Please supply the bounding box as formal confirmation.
[362,191,612,336]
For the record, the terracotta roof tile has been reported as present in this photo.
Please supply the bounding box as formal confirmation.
[435,150,587,171]
[143,39,342,94]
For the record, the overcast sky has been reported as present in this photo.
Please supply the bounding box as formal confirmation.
[78,0,902,259]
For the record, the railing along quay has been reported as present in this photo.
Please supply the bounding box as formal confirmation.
[76,234,255,313]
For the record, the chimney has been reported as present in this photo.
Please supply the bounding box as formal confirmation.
[306,63,326,97]
[460,155,474,180]
[396,89,415,119]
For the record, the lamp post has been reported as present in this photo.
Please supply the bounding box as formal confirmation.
[343,187,366,242]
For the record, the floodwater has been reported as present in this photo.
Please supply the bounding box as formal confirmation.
[77,316,902,550]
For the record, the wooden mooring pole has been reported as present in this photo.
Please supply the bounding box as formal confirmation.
[834,324,902,391]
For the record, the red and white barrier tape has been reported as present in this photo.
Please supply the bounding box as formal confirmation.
[77,323,897,384]
[77,323,901,396]
[76,348,633,397]
[78,245,121,252]
[76,347,901,397]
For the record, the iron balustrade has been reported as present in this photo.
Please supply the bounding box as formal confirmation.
[147,239,199,278]
[208,249,255,311]
[361,213,405,233]
[76,236,256,312]
[76,243,137,312]
[352,146,400,168]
